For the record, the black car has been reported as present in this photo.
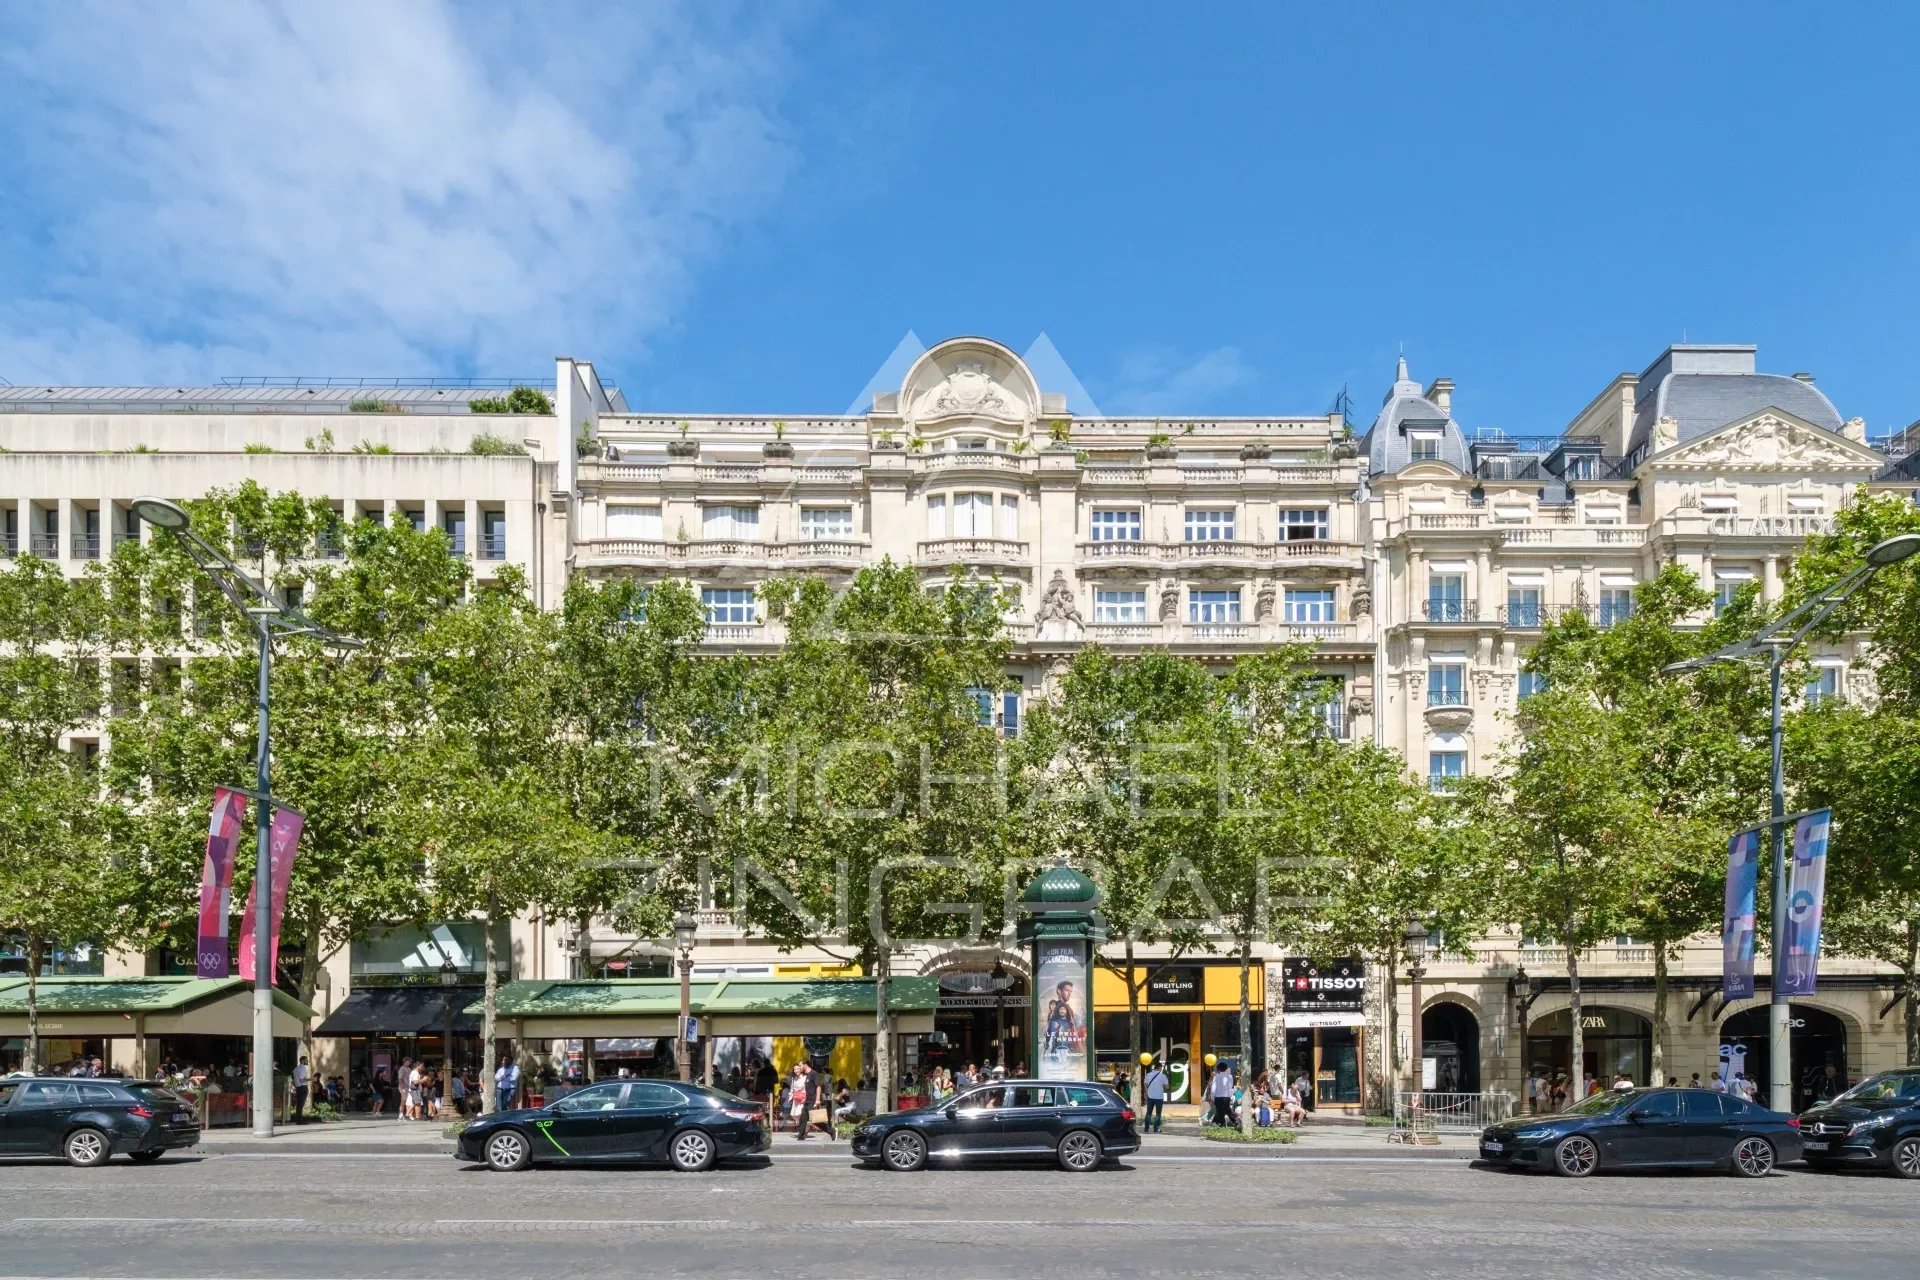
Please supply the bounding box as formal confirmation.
[456,1078,771,1172]
[0,1076,202,1166]
[1799,1069,1920,1177]
[1477,1087,1802,1177]
[851,1080,1140,1172]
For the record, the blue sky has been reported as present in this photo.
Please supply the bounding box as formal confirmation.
[3,2,1918,435]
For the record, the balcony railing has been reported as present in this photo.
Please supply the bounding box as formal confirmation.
[916,537,1028,564]
[1277,538,1347,559]
[30,534,59,557]
[1178,465,1245,483]
[797,466,863,484]
[1427,686,1468,708]
[1077,539,1155,562]
[477,532,507,560]
[1186,621,1250,641]
[71,535,101,560]
[1090,621,1158,641]
[703,623,765,643]
[1174,539,1258,562]
[1422,598,1479,622]
[775,538,866,561]
[1,534,16,556]
[1500,526,1646,547]
[1412,513,1484,530]
[1082,466,1147,484]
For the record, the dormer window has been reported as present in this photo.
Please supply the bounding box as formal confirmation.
[1408,429,1441,461]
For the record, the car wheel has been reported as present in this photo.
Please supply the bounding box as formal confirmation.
[1730,1136,1775,1178]
[484,1129,531,1172]
[1057,1129,1104,1173]
[882,1129,927,1172]
[669,1128,716,1173]
[1551,1134,1598,1178]
[64,1127,111,1168]
[127,1150,165,1165]
[1892,1137,1920,1180]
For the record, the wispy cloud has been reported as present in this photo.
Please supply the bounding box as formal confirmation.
[1099,345,1256,415]
[0,1,804,385]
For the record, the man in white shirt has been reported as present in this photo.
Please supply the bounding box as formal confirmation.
[1208,1064,1235,1126]
[291,1056,311,1124]
[1142,1061,1170,1134]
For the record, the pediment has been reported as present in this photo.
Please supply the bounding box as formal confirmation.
[1653,411,1883,473]
[900,338,1038,430]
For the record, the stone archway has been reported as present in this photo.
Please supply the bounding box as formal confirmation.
[1717,1001,1858,1111]
[1420,1000,1481,1094]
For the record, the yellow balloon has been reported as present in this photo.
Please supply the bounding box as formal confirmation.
[1203,1053,1218,1068]
[1138,1052,1154,1067]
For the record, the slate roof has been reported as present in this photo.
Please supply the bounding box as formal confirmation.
[1359,357,1471,476]
[1629,346,1844,454]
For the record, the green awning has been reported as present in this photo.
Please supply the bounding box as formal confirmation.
[462,976,940,1038]
[0,976,314,1038]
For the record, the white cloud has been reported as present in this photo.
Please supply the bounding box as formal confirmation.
[1100,345,1256,415]
[0,0,802,385]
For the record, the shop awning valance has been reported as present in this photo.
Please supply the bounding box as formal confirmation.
[312,985,486,1038]
[0,976,313,1039]
[463,976,941,1039]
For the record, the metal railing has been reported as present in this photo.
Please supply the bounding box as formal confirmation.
[1422,598,1478,622]
[1394,1090,1516,1129]
[1427,685,1468,708]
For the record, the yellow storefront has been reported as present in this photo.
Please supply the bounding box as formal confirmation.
[1092,963,1265,1103]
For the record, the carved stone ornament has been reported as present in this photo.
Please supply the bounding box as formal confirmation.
[1651,416,1679,453]
[1255,581,1277,622]
[1350,579,1373,620]
[1843,416,1868,443]
[934,368,1008,417]
[1033,570,1085,641]
[1159,582,1180,622]
[1346,694,1374,719]
[1670,414,1866,470]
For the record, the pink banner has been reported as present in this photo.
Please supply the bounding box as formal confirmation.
[237,806,304,984]
[195,787,248,978]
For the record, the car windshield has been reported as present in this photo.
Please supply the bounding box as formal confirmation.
[1834,1074,1920,1105]
[1560,1091,1634,1117]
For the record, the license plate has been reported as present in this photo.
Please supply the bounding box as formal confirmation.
[1804,1141,1826,1151]
[175,1113,194,1123]
[1481,1141,1504,1153]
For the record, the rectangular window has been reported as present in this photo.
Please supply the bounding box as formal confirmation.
[607,504,663,539]
[1598,587,1634,627]
[1518,671,1548,700]
[1183,508,1235,543]
[1409,432,1441,461]
[1428,663,1466,705]
[1506,587,1543,627]
[1805,664,1843,705]
[1700,495,1739,514]
[927,495,946,538]
[1188,589,1241,624]
[1094,589,1148,623]
[480,510,507,559]
[1713,572,1754,617]
[1428,751,1467,792]
[952,492,995,537]
[799,506,854,540]
[1281,508,1329,541]
[1000,495,1019,539]
[441,509,467,556]
[1001,688,1021,739]
[701,588,755,625]
[701,505,760,541]
[1305,678,1345,737]
[1427,572,1467,621]
[1090,509,1142,542]
[1283,588,1336,623]
[966,687,994,727]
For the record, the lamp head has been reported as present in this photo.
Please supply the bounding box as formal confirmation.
[439,958,460,986]
[130,497,190,531]
[1512,967,1531,1002]
[672,910,698,955]
[1865,533,1920,568]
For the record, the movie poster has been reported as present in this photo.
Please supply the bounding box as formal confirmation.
[1034,940,1089,1081]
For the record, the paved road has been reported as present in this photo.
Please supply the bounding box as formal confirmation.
[0,1149,1913,1279]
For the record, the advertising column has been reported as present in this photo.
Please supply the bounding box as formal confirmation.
[1033,940,1090,1081]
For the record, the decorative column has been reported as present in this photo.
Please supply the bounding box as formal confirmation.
[1016,865,1107,1082]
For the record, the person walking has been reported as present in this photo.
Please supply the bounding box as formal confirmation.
[1208,1062,1234,1127]
[1142,1060,1169,1135]
[494,1059,513,1114]
[790,1064,813,1140]
[291,1056,311,1125]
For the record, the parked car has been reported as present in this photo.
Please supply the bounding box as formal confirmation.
[851,1080,1140,1172]
[1476,1087,1801,1177]
[0,1076,201,1166]
[1799,1069,1920,1177]
[456,1078,771,1172]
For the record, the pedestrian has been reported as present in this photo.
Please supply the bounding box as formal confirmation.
[1710,1072,1729,1094]
[1688,1072,1703,1089]
[1611,1074,1633,1092]
[1253,1072,1273,1128]
[1733,1072,1756,1103]
[1281,1081,1308,1126]
[448,1068,468,1117]
[1142,1059,1169,1135]
[790,1063,812,1140]
[494,1059,513,1114]
[1208,1062,1234,1127]
[804,1065,835,1141]
[291,1055,311,1124]
[1112,1065,1132,1103]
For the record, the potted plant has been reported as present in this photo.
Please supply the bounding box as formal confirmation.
[1145,431,1176,460]
[1239,441,1272,461]
[874,429,904,451]
[667,420,699,459]
[908,436,926,453]
[1046,419,1072,448]
[764,419,794,459]
[1331,425,1358,460]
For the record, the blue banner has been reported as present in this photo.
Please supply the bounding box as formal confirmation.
[1779,809,1832,997]
[1722,827,1761,1001]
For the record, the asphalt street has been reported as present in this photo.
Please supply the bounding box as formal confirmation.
[0,1148,1915,1280]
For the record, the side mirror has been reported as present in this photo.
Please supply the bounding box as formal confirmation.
[1628,1110,1652,1121]
[944,1105,958,1120]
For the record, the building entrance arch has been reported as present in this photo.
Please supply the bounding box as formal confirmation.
[1526,1006,1652,1096]
[1421,1001,1481,1093]
[1718,1004,1851,1111]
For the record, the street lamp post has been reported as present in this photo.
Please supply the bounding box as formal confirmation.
[132,497,361,1138]
[440,958,460,1091]
[673,911,697,1084]
[990,961,1011,1071]
[1664,533,1920,1114]
[1510,968,1535,1113]
[1405,922,1430,1113]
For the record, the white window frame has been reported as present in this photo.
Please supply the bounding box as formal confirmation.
[1283,588,1336,624]
[1089,509,1143,543]
[701,505,760,541]
[701,587,756,625]
[1427,661,1467,705]
[952,492,995,538]
[1183,508,1236,543]
[1094,589,1148,624]
[1188,588,1242,624]
[1805,661,1844,705]
[607,504,663,539]
[799,506,855,540]
[1280,508,1329,541]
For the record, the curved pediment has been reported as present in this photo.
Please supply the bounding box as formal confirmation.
[900,337,1039,430]
[1651,410,1884,473]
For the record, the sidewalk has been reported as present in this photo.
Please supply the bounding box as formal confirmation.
[196,1114,1472,1159]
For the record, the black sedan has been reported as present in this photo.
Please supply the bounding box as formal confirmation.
[1799,1069,1920,1177]
[456,1078,771,1172]
[851,1080,1140,1173]
[0,1076,202,1166]
[1477,1087,1802,1177]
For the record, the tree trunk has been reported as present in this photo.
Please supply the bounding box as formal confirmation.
[23,930,43,1075]
[1238,932,1254,1137]
[1567,944,1585,1100]
[481,889,499,1115]
[1906,922,1919,1068]
[873,947,893,1113]
[1123,937,1141,1077]
[1650,944,1669,1087]
[1380,955,1398,1116]
[296,916,323,1086]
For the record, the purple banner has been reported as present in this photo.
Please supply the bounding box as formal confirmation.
[1779,809,1831,997]
[237,806,304,984]
[195,787,248,978]
[1722,827,1760,1002]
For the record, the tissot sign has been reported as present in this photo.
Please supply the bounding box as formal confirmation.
[1282,958,1366,1028]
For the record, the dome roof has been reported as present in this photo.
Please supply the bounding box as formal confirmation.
[1020,864,1099,907]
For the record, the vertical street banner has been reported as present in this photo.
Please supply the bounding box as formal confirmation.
[236,805,305,984]
[1721,826,1761,1002]
[1779,809,1832,997]
[195,787,248,978]
[1033,940,1089,1080]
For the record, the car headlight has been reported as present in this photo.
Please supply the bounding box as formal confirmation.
[1513,1127,1557,1141]
[1849,1113,1900,1134]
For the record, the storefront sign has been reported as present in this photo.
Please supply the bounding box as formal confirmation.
[937,994,1032,1009]
[1033,941,1089,1081]
[1282,957,1366,1028]
[1147,965,1201,1004]
[1707,515,1835,538]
